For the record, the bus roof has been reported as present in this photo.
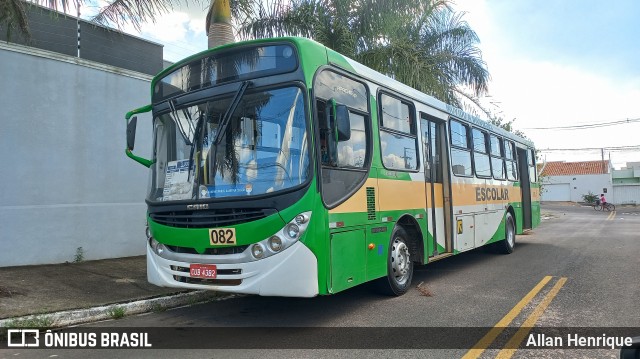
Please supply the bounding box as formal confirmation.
[155,36,534,148]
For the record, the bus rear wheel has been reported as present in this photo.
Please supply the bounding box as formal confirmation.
[496,212,515,254]
[374,227,414,296]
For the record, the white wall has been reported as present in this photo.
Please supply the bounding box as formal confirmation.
[612,185,640,205]
[541,174,612,202]
[0,44,154,267]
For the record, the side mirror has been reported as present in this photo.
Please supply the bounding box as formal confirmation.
[125,105,153,168]
[335,104,351,141]
[127,116,137,151]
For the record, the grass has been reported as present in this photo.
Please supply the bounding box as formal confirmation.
[5,315,53,328]
[73,247,84,263]
[107,306,126,320]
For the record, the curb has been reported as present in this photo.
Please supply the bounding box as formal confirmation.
[0,291,234,329]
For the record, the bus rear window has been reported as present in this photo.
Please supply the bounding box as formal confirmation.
[153,44,298,103]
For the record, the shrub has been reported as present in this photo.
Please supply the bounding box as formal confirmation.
[582,191,598,204]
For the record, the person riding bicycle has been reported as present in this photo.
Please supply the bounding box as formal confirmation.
[600,193,607,207]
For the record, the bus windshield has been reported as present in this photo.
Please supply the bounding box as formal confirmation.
[148,86,310,202]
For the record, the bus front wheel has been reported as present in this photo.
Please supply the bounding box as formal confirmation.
[374,226,414,296]
[496,212,516,254]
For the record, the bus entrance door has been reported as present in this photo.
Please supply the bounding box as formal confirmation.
[421,115,452,257]
[517,148,533,230]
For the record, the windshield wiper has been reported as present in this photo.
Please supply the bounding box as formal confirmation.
[168,99,194,146]
[213,80,252,146]
[187,102,210,184]
[208,80,252,180]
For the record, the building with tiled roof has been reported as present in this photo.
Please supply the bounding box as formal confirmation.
[539,160,610,176]
[539,160,612,202]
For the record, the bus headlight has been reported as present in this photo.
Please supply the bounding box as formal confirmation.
[268,236,283,252]
[285,224,299,239]
[252,243,265,259]
[295,214,308,224]
[149,238,166,256]
[247,211,311,261]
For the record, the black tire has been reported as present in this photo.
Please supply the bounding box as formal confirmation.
[605,203,616,211]
[594,204,602,211]
[496,212,516,254]
[374,226,414,296]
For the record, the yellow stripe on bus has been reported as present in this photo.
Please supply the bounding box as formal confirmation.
[329,180,527,214]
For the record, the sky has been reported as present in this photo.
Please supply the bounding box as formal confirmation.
[79,0,640,168]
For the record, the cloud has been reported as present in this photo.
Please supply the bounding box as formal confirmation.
[453,0,640,167]
[139,12,192,43]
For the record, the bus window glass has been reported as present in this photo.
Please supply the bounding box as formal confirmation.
[472,129,491,177]
[315,71,368,112]
[528,149,537,181]
[451,148,472,176]
[504,141,514,160]
[379,93,418,171]
[490,135,501,156]
[381,131,418,170]
[337,112,367,167]
[472,129,488,153]
[430,121,443,183]
[315,70,370,207]
[507,161,518,181]
[380,94,413,133]
[492,157,505,179]
[450,120,468,148]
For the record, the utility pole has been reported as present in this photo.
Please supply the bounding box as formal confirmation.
[76,5,81,58]
[601,148,605,173]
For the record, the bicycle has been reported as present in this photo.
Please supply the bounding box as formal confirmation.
[593,200,615,211]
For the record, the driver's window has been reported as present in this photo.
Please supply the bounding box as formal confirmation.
[313,70,370,207]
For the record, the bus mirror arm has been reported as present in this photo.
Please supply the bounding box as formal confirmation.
[125,105,154,168]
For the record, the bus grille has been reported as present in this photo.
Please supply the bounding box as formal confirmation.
[149,208,268,228]
[166,245,249,255]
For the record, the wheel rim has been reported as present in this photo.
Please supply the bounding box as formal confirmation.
[390,238,411,285]
[507,218,515,248]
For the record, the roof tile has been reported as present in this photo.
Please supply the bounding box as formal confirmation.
[539,160,610,176]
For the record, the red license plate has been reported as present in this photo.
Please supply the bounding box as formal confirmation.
[189,264,217,279]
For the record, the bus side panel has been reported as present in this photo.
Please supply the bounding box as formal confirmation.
[531,184,541,228]
[514,204,524,234]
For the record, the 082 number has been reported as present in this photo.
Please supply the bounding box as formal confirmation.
[209,228,236,246]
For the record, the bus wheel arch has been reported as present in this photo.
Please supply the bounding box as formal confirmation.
[396,215,425,265]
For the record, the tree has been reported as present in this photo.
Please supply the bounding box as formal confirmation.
[3,0,489,108]
[239,0,489,108]
[0,0,240,49]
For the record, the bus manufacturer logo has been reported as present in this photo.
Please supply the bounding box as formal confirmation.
[187,204,209,210]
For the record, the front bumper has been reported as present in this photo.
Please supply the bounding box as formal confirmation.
[147,241,319,297]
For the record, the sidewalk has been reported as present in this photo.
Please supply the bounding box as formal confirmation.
[0,256,221,326]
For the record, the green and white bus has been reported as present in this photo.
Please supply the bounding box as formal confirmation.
[125,37,540,297]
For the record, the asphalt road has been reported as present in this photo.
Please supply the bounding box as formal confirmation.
[4,203,640,359]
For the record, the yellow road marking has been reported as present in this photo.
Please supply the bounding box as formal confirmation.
[606,210,616,220]
[462,276,553,359]
[495,277,568,359]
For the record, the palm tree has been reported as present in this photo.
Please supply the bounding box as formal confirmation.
[2,0,489,107]
[1,0,238,49]
[239,0,489,108]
